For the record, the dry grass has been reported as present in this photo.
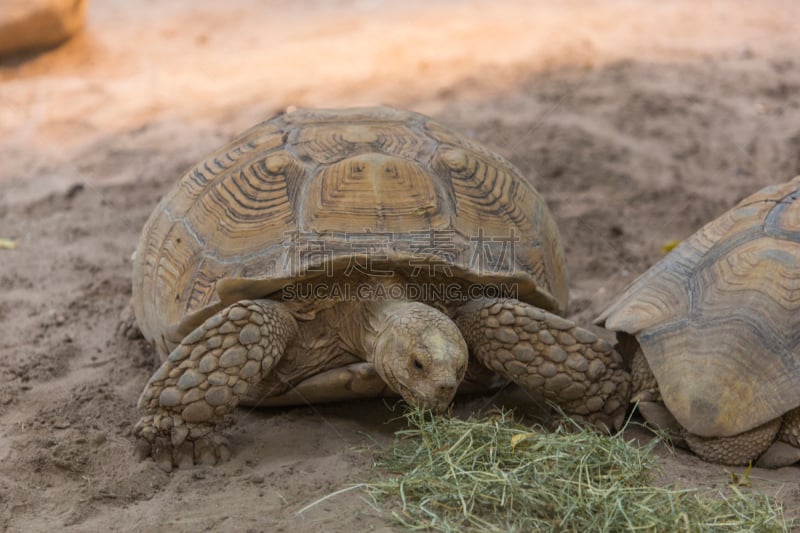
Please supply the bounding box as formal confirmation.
[358,409,792,532]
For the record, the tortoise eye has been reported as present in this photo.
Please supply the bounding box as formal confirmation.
[413,359,424,371]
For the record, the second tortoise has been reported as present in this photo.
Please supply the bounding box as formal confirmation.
[597,176,800,467]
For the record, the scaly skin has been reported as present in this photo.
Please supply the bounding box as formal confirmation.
[455,297,630,432]
[134,299,297,471]
[631,349,800,466]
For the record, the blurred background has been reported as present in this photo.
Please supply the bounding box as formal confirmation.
[2,0,798,197]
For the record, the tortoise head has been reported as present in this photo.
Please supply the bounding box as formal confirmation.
[372,302,468,413]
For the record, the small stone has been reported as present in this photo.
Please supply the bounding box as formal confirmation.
[539,362,557,378]
[205,386,232,406]
[167,345,192,362]
[240,360,261,379]
[206,336,222,349]
[566,355,589,373]
[198,354,218,373]
[547,316,573,330]
[159,387,182,406]
[208,372,228,386]
[182,401,214,423]
[182,327,206,345]
[239,324,262,345]
[182,388,204,404]
[228,306,249,321]
[538,331,556,345]
[91,432,107,447]
[219,346,247,368]
[178,369,204,390]
[545,345,568,363]
[233,381,249,396]
[497,310,516,325]
[247,345,265,361]
[511,344,536,362]
[573,329,597,344]
[495,327,519,345]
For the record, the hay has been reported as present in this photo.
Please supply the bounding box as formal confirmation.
[359,409,792,532]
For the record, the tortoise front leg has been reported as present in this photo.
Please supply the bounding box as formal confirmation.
[454,298,630,431]
[134,299,297,471]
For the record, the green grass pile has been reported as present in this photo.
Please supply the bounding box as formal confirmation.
[359,409,791,532]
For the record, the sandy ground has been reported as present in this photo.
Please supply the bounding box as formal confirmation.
[2,0,800,531]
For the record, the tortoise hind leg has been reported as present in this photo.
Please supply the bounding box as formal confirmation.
[755,408,800,467]
[685,418,781,466]
[685,407,800,467]
[134,299,297,471]
[454,297,630,432]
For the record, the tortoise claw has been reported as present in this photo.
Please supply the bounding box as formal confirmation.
[134,415,230,470]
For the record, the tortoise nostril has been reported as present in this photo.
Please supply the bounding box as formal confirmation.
[439,382,457,393]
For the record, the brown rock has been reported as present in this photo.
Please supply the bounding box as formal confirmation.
[0,0,88,56]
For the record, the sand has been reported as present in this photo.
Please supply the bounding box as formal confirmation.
[1,0,799,530]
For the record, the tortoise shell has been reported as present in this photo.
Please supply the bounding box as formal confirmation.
[597,176,800,437]
[133,106,568,356]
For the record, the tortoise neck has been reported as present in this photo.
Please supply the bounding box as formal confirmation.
[338,300,415,360]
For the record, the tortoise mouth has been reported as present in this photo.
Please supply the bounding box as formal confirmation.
[395,380,454,413]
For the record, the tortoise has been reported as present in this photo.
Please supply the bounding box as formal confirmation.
[132,106,631,470]
[597,176,800,467]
